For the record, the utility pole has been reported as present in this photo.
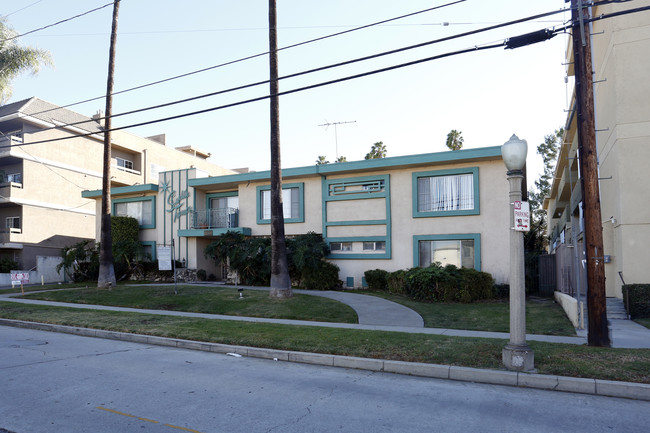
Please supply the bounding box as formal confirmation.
[571,0,609,346]
[318,120,356,160]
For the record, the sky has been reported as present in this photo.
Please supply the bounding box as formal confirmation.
[5,0,571,181]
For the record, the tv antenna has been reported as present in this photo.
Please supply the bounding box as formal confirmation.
[318,120,356,160]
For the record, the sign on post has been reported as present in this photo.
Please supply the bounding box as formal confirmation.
[514,201,530,232]
[157,246,172,271]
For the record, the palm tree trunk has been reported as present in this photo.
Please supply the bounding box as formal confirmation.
[268,0,292,298]
[97,0,120,289]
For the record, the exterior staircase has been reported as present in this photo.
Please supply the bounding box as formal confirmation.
[607,297,629,320]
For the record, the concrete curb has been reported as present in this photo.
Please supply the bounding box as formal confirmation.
[2,318,649,401]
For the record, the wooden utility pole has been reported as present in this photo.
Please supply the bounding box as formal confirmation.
[571,0,609,346]
[268,0,292,298]
[97,0,120,289]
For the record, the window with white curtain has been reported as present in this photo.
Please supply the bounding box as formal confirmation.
[417,173,474,213]
[418,239,475,269]
[114,200,153,226]
[260,187,299,220]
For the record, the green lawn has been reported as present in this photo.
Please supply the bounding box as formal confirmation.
[637,318,650,329]
[355,290,576,336]
[0,300,648,384]
[19,285,358,324]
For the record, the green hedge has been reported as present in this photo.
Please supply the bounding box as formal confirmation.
[364,269,389,291]
[624,284,650,319]
[365,263,496,303]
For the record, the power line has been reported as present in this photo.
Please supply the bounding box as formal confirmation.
[26,0,467,117]
[8,0,645,149]
[2,0,45,19]
[26,3,570,134]
[1,1,115,42]
[4,42,507,148]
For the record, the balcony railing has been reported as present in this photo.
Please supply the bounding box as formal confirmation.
[192,208,239,229]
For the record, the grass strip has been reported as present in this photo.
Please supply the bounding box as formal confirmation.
[355,291,577,336]
[1,301,648,384]
[19,285,358,324]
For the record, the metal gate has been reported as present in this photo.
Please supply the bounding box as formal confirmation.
[538,254,556,296]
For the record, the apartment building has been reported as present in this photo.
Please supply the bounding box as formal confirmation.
[0,97,235,273]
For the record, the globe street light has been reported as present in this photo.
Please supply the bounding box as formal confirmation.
[501,134,534,372]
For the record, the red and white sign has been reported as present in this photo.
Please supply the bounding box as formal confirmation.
[10,271,29,285]
[514,201,530,232]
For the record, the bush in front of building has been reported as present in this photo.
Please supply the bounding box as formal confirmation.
[364,269,389,291]
[367,264,496,303]
[204,231,342,289]
[624,284,650,319]
[0,257,20,273]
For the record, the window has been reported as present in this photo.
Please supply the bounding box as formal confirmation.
[114,198,154,227]
[363,241,386,251]
[330,242,352,251]
[116,157,134,171]
[6,217,20,232]
[413,168,479,217]
[7,173,21,184]
[418,239,475,269]
[257,183,304,224]
[209,195,239,228]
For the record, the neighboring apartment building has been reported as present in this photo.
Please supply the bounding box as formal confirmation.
[544,1,650,299]
[0,97,236,273]
[84,146,514,287]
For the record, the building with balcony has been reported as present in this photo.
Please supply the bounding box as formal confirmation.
[85,146,515,287]
[544,1,650,299]
[0,97,236,273]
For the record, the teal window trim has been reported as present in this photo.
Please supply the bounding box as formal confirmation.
[412,167,480,218]
[256,182,304,224]
[412,233,481,270]
[323,174,391,260]
[141,241,156,261]
[112,196,156,229]
[205,191,238,210]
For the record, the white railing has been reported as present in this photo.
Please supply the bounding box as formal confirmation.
[192,208,239,229]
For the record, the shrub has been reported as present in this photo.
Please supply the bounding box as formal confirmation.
[404,264,451,302]
[301,261,342,290]
[457,267,495,301]
[0,257,19,273]
[387,270,407,295]
[364,269,389,291]
[196,269,207,281]
[494,284,510,299]
[624,284,650,319]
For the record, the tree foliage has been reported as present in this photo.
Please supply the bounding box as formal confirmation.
[525,128,563,253]
[316,155,329,165]
[365,141,387,159]
[336,156,347,163]
[0,18,53,103]
[445,129,464,151]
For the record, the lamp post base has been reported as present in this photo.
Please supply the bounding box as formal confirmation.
[502,344,535,372]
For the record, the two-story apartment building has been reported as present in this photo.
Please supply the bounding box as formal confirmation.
[544,1,650,299]
[85,146,514,287]
[0,97,236,273]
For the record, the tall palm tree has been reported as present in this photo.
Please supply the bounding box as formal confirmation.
[97,0,121,289]
[268,0,292,298]
[364,141,386,159]
[0,18,52,103]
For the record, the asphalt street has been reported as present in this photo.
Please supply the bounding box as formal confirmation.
[1,325,648,433]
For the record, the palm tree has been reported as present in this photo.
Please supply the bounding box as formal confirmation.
[336,156,347,163]
[364,141,386,159]
[316,155,329,165]
[445,130,464,151]
[0,18,52,103]
[97,0,121,289]
[268,0,292,298]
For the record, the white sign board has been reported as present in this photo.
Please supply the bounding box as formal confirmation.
[157,246,172,271]
[514,201,530,232]
[10,271,29,284]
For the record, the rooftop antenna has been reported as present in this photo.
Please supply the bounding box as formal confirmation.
[318,120,356,160]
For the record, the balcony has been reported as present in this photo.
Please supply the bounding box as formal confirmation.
[191,208,239,229]
[0,132,23,145]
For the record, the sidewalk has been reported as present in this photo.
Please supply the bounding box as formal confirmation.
[0,286,649,401]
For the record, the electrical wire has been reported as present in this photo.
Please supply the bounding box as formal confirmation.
[26,0,467,117]
[4,42,507,148]
[0,1,115,42]
[2,0,46,19]
[7,0,647,149]
[25,4,570,134]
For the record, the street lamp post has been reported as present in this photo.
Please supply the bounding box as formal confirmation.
[501,134,535,372]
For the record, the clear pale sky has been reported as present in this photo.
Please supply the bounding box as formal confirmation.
[6,0,570,180]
